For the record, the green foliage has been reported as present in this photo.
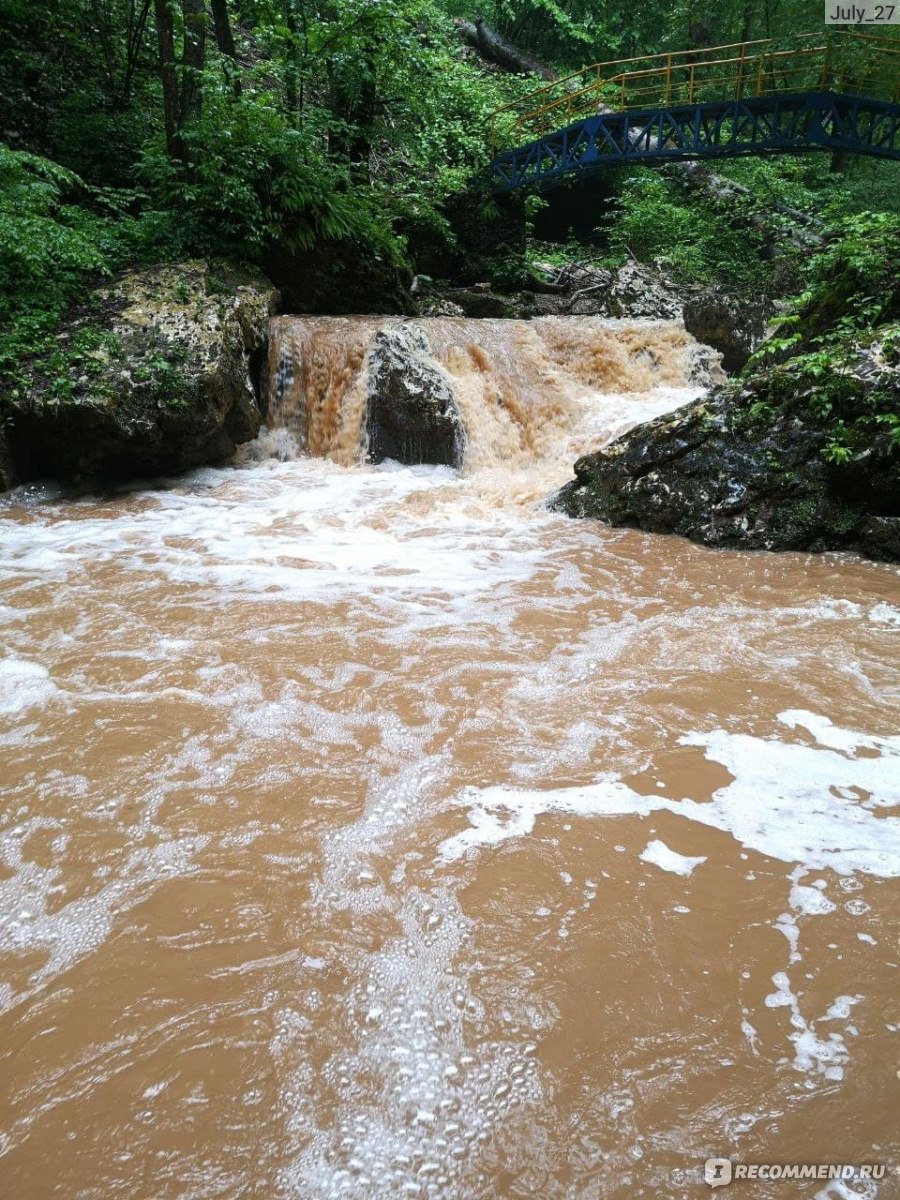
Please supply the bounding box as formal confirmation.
[796,211,900,335]
[2,0,900,386]
[0,145,116,379]
[0,146,106,317]
[600,169,772,287]
[139,74,404,264]
[0,142,187,381]
[594,151,900,300]
[444,0,660,64]
[744,212,900,467]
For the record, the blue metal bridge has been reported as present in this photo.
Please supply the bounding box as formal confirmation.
[488,33,900,190]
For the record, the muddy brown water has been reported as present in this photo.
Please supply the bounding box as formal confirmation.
[1,318,898,1199]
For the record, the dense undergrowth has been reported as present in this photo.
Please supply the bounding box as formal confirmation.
[741,211,900,464]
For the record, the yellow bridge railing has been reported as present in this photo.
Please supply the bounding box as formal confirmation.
[489,31,900,151]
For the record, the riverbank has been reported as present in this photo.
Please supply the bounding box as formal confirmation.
[555,213,900,563]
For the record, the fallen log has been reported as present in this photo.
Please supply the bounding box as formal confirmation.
[668,160,824,246]
[455,18,557,80]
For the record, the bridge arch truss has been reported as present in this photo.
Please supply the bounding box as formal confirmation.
[490,90,900,190]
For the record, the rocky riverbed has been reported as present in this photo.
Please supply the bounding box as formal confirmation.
[3,255,897,564]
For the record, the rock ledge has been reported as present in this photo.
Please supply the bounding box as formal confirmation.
[1,261,278,488]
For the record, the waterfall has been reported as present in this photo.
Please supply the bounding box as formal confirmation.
[265,316,722,478]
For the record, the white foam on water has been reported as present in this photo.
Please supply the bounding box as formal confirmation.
[778,709,900,758]
[275,886,544,1200]
[440,712,900,877]
[1,315,897,1194]
[773,868,839,965]
[787,868,837,918]
[440,777,655,862]
[639,838,706,877]
[742,1018,761,1055]
[0,658,61,716]
[823,995,863,1021]
[0,459,553,612]
[815,1182,880,1200]
[0,825,208,1014]
[764,972,858,1082]
[868,602,900,627]
[788,885,836,917]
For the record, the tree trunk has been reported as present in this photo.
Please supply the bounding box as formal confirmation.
[210,0,237,58]
[120,0,153,109]
[179,0,207,129]
[669,160,824,246]
[456,18,557,80]
[211,0,242,94]
[829,149,850,173]
[154,0,181,159]
[282,0,299,113]
[154,0,207,165]
[332,62,376,181]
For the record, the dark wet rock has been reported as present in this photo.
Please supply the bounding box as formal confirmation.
[0,426,15,490]
[414,260,684,323]
[366,323,464,467]
[443,289,510,319]
[435,287,538,320]
[683,287,772,373]
[1,262,277,488]
[553,390,900,562]
[858,516,900,561]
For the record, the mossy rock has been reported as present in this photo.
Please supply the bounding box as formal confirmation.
[554,387,900,563]
[0,261,278,488]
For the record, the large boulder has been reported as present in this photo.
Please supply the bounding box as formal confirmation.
[553,388,900,562]
[366,323,464,467]
[1,261,277,488]
[605,261,683,321]
[859,516,900,561]
[683,286,771,373]
[528,260,684,319]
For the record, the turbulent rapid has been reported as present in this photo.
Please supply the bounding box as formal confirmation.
[1,316,898,1200]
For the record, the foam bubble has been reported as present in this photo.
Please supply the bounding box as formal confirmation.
[639,838,706,877]
[0,659,60,716]
[868,602,900,627]
[764,972,856,1082]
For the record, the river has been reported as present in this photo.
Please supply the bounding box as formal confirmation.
[1,317,898,1199]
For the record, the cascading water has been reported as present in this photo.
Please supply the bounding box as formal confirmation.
[1,314,898,1200]
[264,315,718,484]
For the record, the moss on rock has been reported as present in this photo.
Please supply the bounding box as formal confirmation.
[556,216,900,564]
[0,261,278,488]
[554,374,899,562]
